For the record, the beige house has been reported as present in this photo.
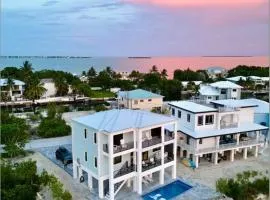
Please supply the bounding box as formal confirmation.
[117,89,163,111]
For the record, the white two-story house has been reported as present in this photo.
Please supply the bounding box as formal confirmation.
[117,89,164,111]
[71,109,177,200]
[198,81,242,103]
[168,100,268,168]
[0,78,25,101]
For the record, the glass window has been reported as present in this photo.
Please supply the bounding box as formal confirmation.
[232,89,237,92]
[94,157,97,167]
[134,100,138,104]
[148,99,152,102]
[140,100,144,102]
[197,116,203,126]
[172,108,175,116]
[84,129,87,138]
[178,110,181,118]
[208,96,212,99]
[94,133,97,144]
[187,114,190,122]
[205,115,214,124]
[199,138,203,144]
[85,152,87,161]
[114,156,122,164]
[221,89,227,94]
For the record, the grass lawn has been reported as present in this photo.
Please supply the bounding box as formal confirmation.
[91,90,116,98]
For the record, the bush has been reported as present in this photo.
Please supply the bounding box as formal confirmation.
[37,118,71,138]
[94,104,107,112]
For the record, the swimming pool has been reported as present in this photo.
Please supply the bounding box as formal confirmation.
[142,180,192,200]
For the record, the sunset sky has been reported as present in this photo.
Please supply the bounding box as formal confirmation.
[2,0,269,56]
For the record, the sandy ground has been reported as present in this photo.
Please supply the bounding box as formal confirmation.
[177,146,270,189]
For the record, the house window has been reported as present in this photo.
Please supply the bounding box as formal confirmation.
[197,116,203,126]
[153,147,161,152]
[221,89,227,94]
[85,152,87,161]
[140,100,144,102]
[148,99,152,102]
[187,114,190,122]
[205,115,214,125]
[187,136,190,145]
[232,89,237,92]
[84,129,87,138]
[134,100,138,104]
[178,110,181,118]
[199,138,203,144]
[172,108,175,116]
[114,156,122,164]
[208,96,212,99]
[94,157,97,167]
[94,133,97,144]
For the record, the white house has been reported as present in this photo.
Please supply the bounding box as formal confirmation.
[226,76,247,82]
[71,109,177,200]
[199,81,242,103]
[0,78,25,101]
[206,66,227,79]
[168,100,268,168]
[40,79,57,98]
[181,81,202,89]
[117,89,164,111]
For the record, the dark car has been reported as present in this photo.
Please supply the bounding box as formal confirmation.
[55,147,72,165]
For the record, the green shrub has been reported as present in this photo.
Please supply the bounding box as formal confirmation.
[94,104,107,112]
[37,118,71,138]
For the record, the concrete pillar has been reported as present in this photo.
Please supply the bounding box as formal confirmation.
[98,178,104,199]
[230,150,234,162]
[236,134,240,145]
[73,163,78,179]
[88,173,92,189]
[214,152,218,165]
[194,155,199,168]
[127,179,131,187]
[179,148,183,158]
[133,176,137,192]
[109,134,114,200]
[254,146,259,157]
[256,131,260,141]
[243,148,248,159]
[173,122,177,179]
[159,169,164,185]
[216,136,220,149]
[138,176,142,195]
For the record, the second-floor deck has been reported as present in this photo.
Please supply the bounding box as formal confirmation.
[103,142,134,154]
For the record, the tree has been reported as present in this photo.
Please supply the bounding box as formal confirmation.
[20,61,33,83]
[96,70,113,89]
[161,69,168,79]
[6,77,15,98]
[87,67,97,78]
[24,75,47,104]
[160,79,182,101]
[1,92,11,103]
[54,76,69,96]
[81,71,86,76]
[1,112,30,157]
[150,65,158,73]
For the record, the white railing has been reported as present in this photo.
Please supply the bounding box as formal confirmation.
[218,107,239,113]
[179,138,264,155]
[220,122,238,129]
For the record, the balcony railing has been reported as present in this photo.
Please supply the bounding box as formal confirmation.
[220,122,238,129]
[103,142,134,154]
[218,107,239,113]
[179,138,263,155]
[142,158,161,172]
[114,164,136,178]
[164,135,174,142]
[164,155,174,164]
[142,136,161,148]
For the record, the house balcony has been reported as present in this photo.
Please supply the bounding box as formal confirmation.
[142,158,161,172]
[218,107,239,113]
[114,164,136,178]
[142,136,161,148]
[164,155,174,164]
[103,142,134,154]
[220,122,238,129]
[164,135,174,142]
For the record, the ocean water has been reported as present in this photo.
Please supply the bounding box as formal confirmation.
[0,56,268,78]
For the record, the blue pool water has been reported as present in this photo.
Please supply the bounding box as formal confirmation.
[142,180,192,200]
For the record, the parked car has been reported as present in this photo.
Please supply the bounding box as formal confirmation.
[55,146,72,164]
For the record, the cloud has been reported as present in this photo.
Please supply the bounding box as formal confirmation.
[42,0,59,7]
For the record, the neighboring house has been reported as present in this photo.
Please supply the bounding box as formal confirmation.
[181,81,202,89]
[118,71,130,80]
[226,76,247,82]
[227,76,269,86]
[168,100,268,168]
[199,81,242,103]
[206,66,227,79]
[117,89,164,111]
[0,78,25,101]
[79,75,88,83]
[40,79,57,98]
[71,109,177,200]
[110,88,121,93]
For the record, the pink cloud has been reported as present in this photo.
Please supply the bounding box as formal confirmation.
[123,0,266,8]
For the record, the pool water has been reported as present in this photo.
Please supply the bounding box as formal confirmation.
[142,180,192,200]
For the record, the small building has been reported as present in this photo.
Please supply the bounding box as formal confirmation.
[206,66,227,79]
[0,78,25,101]
[199,81,242,103]
[40,79,57,98]
[71,109,177,200]
[168,100,268,168]
[226,76,247,83]
[117,89,164,111]
[181,81,202,89]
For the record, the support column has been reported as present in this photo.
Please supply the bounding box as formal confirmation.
[216,136,220,149]
[88,173,92,189]
[236,134,240,145]
[179,148,183,158]
[255,146,259,157]
[256,131,260,141]
[159,168,164,185]
[138,176,142,195]
[127,179,131,188]
[214,152,218,165]
[73,163,78,179]
[98,178,104,199]
[108,134,114,200]
[243,148,247,160]
[173,122,177,179]
[230,150,234,162]
[161,125,165,164]
[133,176,137,192]
[194,155,199,168]
[137,130,142,194]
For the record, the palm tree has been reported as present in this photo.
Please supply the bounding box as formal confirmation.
[150,65,158,73]
[20,61,33,83]
[161,69,168,79]
[54,76,69,96]
[24,76,47,112]
[6,77,15,99]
